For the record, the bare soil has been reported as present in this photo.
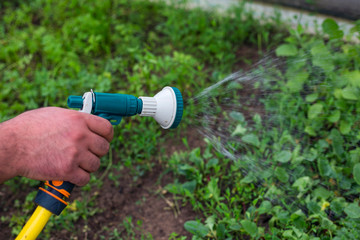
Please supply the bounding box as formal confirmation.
[0,128,206,240]
[0,151,200,240]
[71,163,197,240]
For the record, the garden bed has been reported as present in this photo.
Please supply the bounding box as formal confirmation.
[1,0,360,239]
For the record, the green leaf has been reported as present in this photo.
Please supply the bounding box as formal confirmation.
[311,42,334,72]
[184,221,209,237]
[216,223,226,239]
[308,103,323,119]
[274,150,292,163]
[328,110,341,123]
[207,178,220,202]
[286,71,309,92]
[305,125,316,136]
[258,201,272,215]
[342,87,358,100]
[275,167,289,183]
[230,223,241,231]
[305,93,318,102]
[290,210,307,230]
[322,18,344,40]
[318,158,332,177]
[241,134,260,147]
[339,175,352,190]
[275,44,298,57]
[314,187,332,200]
[231,124,247,136]
[253,114,262,125]
[344,203,360,218]
[329,129,344,157]
[331,198,347,215]
[321,218,334,229]
[340,120,352,134]
[230,111,245,122]
[351,20,360,34]
[333,88,343,99]
[350,149,360,164]
[344,70,360,87]
[353,163,360,186]
[165,183,183,195]
[205,215,216,231]
[304,148,318,162]
[206,158,219,169]
[283,230,294,238]
[292,176,312,192]
[240,220,258,237]
[307,201,320,214]
[182,180,197,193]
[241,173,256,184]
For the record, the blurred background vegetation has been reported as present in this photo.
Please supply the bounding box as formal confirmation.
[1,0,360,239]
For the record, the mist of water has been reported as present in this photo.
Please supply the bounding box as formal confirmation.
[187,51,357,213]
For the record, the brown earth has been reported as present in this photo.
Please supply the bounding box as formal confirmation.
[0,128,207,240]
[68,163,197,240]
[0,168,195,240]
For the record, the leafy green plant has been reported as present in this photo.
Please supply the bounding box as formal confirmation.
[1,0,359,239]
[165,18,360,240]
[101,216,153,240]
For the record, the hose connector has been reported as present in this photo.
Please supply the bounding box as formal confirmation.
[34,181,74,215]
[139,97,157,117]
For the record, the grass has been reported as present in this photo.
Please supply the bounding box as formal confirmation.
[1,0,360,239]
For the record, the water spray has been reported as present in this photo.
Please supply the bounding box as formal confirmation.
[15,86,183,240]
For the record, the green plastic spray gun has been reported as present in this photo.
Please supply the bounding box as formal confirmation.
[16,86,183,240]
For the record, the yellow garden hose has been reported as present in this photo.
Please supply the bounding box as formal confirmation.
[15,206,52,240]
[16,180,73,240]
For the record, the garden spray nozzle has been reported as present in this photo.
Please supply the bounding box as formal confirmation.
[139,86,183,129]
[67,86,183,129]
[38,87,183,217]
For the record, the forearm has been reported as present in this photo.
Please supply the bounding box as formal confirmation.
[0,119,20,183]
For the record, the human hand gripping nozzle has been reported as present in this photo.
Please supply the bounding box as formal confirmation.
[16,86,183,240]
[35,86,183,214]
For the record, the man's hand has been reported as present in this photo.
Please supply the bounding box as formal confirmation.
[0,107,114,186]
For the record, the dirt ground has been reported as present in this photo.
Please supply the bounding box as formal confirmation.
[73,163,197,240]
[0,168,194,240]
[0,127,207,240]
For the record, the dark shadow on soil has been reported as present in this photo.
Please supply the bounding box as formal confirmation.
[0,184,18,240]
[76,163,196,240]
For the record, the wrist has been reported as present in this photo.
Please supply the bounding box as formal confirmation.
[0,119,21,182]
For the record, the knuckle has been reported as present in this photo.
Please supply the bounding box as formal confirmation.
[69,112,85,123]
[69,130,86,143]
[95,138,110,156]
[67,146,80,161]
[62,159,75,175]
[61,147,78,176]
[105,124,114,139]
[97,120,113,140]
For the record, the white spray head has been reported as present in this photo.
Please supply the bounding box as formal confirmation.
[139,86,183,129]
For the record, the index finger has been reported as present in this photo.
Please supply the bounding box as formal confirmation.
[84,114,114,142]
